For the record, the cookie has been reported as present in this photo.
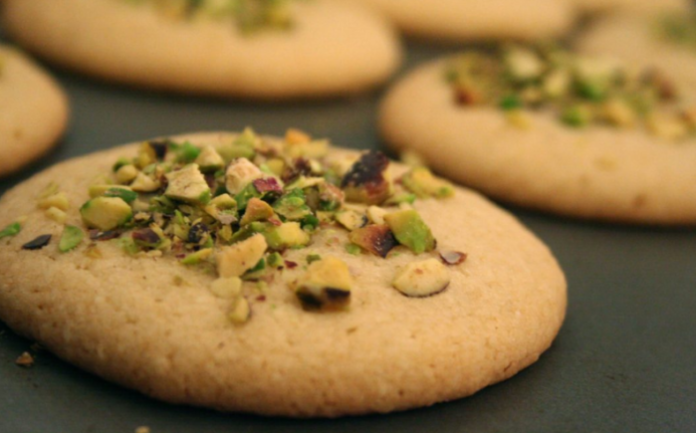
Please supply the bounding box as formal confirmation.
[0,45,69,177]
[0,130,566,417]
[341,0,575,42]
[578,12,696,92]
[572,0,689,15]
[1,0,401,99]
[380,46,696,225]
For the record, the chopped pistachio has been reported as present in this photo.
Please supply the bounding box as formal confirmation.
[263,222,310,250]
[0,222,21,240]
[345,243,362,256]
[80,197,133,231]
[366,206,388,225]
[294,257,352,311]
[226,158,263,195]
[130,172,161,192]
[37,192,69,211]
[392,259,450,298]
[210,276,243,299]
[181,248,213,265]
[384,210,436,254]
[341,151,393,205]
[45,207,67,224]
[239,198,275,226]
[195,145,225,172]
[59,225,84,253]
[273,189,312,221]
[228,297,251,324]
[266,252,284,268]
[115,164,139,184]
[335,209,368,231]
[165,164,211,205]
[349,224,398,258]
[401,167,454,199]
[217,234,267,278]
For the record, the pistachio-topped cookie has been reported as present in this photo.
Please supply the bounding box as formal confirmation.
[0,130,566,417]
[0,45,68,176]
[579,9,696,94]
[380,46,696,224]
[1,0,400,98]
[342,0,575,42]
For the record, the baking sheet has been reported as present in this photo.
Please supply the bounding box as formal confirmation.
[1,38,696,433]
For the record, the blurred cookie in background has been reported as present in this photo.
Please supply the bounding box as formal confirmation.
[1,0,401,99]
[380,45,696,225]
[578,8,696,92]
[338,0,576,42]
[0,45,69,177]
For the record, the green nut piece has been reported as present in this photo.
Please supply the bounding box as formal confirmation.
[80,197,133,231]
[164,164,211,205]
[264,222,310,250]
[294,257,352,311]
[59,225,84,253]
[401,167,454,199]
[384,210,436,254]
[0,222,21,240]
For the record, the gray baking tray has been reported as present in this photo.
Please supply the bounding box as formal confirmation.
[1,38,695,433]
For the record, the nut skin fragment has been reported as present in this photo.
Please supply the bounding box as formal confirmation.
[15,352,34,367]
[217,234,268,278]
[341,151,393,205]
[22,234,52,250]
[439,251,467,266]
[392,259,451,298]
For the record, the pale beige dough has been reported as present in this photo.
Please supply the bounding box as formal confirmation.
[0,132,566,417]
[338,0,575,42]
[380,60,696,225]
[572,0,689,15]
[578,13,696,92]
[0,45,69,176]
[1,0,401,99]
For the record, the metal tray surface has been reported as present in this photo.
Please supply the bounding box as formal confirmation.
[1,39,695,433]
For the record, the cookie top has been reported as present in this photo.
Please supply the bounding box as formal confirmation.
[578,11,696,93]
[0,131,566,417]
[1,0,401,99]
[0,45,69,177]
[380,46,696,225]
[341,0,575,42]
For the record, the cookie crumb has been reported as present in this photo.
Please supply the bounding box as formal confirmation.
[15,352,34,367]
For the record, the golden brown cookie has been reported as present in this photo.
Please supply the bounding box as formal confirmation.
[0,45,69,176]
[0,131,566,417]
[380,47,696,225]
[2,0,401,99]
[578,12,696,92]
[342,0,575,42]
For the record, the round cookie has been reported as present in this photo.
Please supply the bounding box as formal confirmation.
[571,0,689,15]
[380,47,696,225]
[0,131,566,417]
[1,0,401,99]
[0,45,69,177]
[578,12,696,92]
[339,0,575,42]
